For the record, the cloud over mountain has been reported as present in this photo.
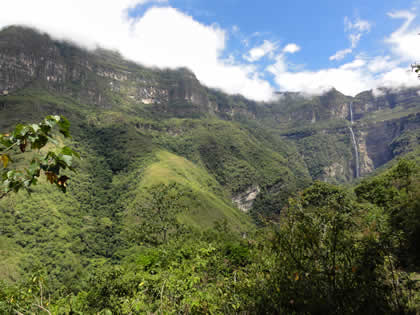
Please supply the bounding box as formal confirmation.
[0,0,274,101]
[1,1,419,100]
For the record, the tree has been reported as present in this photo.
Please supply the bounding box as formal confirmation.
[253,182,400,314]
[0,115,79,199]
[126,182,190,245]
[355,159,420,266]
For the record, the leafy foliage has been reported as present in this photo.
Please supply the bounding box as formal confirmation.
[0,183,417,314]
[0,115,79,198]
[254,182,396,314]
[1,179,419,314]
[356,159,420,266]
[125,182,190,245]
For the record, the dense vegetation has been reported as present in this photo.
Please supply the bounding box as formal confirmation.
[0,159,419,314]
[0,26,420,314]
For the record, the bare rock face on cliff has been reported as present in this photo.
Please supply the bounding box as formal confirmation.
[1,25,420,217]
[248,87,420,183]
[0,26,211,116]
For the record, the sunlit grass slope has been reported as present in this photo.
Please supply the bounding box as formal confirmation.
[127,150,253,232]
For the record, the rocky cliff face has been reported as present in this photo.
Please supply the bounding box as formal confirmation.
[357,112,420,167]
[274,88,420,181]
[1,25,420,188]
[0,26,210,115]
[232,185,261,212]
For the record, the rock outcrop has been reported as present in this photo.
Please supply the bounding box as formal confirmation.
[232,185,261,212]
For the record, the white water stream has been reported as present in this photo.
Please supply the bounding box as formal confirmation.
[348,103,360,178]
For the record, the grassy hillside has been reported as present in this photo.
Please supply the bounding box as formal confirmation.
[122,150,252,231]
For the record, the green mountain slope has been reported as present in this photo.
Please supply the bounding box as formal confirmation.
[123,150,252,231]
[1,25,420,207]
[0,27,293,287]
[1,26,420,289]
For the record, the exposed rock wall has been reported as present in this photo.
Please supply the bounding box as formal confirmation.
[1,26,420,186]
[0,27,210,112]
[232,185,261,212]
[356,114,420,169]
[357,130,375,176]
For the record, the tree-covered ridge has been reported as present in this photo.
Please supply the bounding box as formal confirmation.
[2,26,420,185]
[0,84,308,226]
[0,26,420,314]
[1,159,419,314]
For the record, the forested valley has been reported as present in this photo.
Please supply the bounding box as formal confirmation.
[0,26,419,314]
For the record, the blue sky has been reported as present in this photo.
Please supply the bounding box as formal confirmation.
[165,0,401,68]
[2,0,420,100]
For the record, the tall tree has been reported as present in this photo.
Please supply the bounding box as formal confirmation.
[126,182,189,245]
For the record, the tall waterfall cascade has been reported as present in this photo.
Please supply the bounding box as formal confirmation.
[348,103,360,178]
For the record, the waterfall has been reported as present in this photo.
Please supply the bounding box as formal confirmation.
[348,103,360,178]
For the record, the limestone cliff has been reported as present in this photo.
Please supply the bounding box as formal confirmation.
[1,25,420,193]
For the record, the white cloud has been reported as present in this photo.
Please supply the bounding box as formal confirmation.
[367,56,400,73]
[378,66,420,89]
[268,60,376,96]
[243,40,277,62]
[267,43,300,73]
[0,1,275,101]
[349,33,362,48]
[329,48,353,61]
[339,58,366,70]
[269,52,419,97]
[345,17,371,33]
[267,55,287,74]
[330,17,371,61]
[126,8,276,101]
[372,88,385,97]
[269,11,420,97]
[0,1,419,101]
[282,43,300,54]
[386,10,420,61]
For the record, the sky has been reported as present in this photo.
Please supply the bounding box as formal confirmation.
[1,0,420,101]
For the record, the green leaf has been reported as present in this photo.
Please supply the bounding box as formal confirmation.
[47,136,58,145]
[31,135,49,150]
[28,161,41,176]
[13,124,26,137]
[31,124,40,133]
[1,115,77,196]
[58,116,71,138]
[62,146,80,159]
[61,146,74,156]
[44,116,58,128]
[61,154,73,167]
[40,124,52,135]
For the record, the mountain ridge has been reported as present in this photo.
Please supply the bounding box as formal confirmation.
[1,27,420,310]
[1,25,420,202]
